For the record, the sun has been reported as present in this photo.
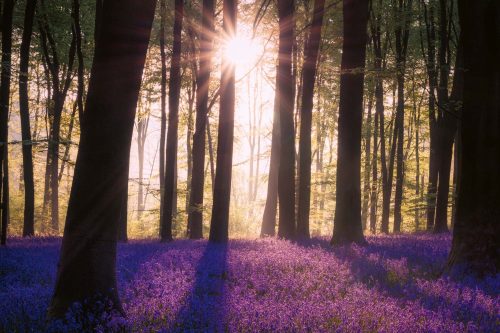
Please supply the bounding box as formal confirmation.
[223,35,260,67]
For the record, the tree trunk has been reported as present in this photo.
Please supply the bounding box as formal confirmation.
[188,0,215,239]
[159,0,167,232]
[361,92,373,231]
[277,0,296,240]
[369,83,379,233]
[297,0,325,240]
[48,0,156,318]
[446,0,499,277]
[261,69,280,237]
[209,0,236,243]
[0,0,14,246]
[19,0,37,237]
[161,0,184,242]
[421,0,439,231]
[392,0,412,233]
[393,75,405,233]
[38,1,77,234]
[72,0,85,122]
[331,0,369,245]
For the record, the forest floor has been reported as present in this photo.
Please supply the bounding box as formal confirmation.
[0,234,498,332]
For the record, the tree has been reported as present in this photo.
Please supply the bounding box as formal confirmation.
[209,0,237,243]
[297,0,326,239]
[188,0,215,240]
[0,0,14,246]
[38,0,77,233]
[161,0,184,242]
[261,71,280,237]
[445,0,499,278]
[331,0,369,245]
[370,0,393,234]
[48,0,157,318]
[392,0,412,233]
[19,0,37,237]
[159,0,167,232]
[277,0,296,239]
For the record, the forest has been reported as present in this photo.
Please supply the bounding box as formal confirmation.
[0,0,498,332]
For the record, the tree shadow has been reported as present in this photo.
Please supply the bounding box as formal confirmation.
[295,236,497,331]
[170,242,229,332]
[116,240,175,284]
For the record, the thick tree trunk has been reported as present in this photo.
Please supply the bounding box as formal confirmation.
[19,0,37,237]
[277,0,296,240]
[209,0,236,243]
[48,0,156,318]
[161,0,183,242]
[331,0,369,245]
[261,71,280,237]
[297,0,325,239]
[0,0,14,246]
[446,0,499,277]
[188,0,215,239]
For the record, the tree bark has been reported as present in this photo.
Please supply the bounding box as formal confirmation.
[38,0,77,234]
[188,0,215,240]
[369,93,379,233]
[159,0,167,234]
[331,0,369,245]
[261,70,280,237]
[446,0,499,277]
[161,0,184,242]
[209,0,237,243]
[277,0,296,240]
[361,91,373,231]
[297,0,325,240]
[19,0,37,237]
[392,0,412,233]
[0,0,14,246]
[48,0,156,318]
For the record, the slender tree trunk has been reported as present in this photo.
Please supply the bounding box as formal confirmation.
[19,0,37,237]
[361,91,373,230]
[277,0,296,240]
[188,0,215,239]
[72,0,85,122]
[209,0,237,243]
[261,69,280,237]
[434,39,463,233]
[48,0,156,318]
[136,109,149,219]
[207,115,215,186]
[38,1,77,234]
[393,74,405,233]
[414,88,421,231]
[331,0,369,245]
[392,0,412,233]
[422,0,439,231]
[297,0,325,239]
[369,95,379,233]
[446,0,499,277]
[0,0,14,246]
[185,77,195,222]
[161,0,184,242]
[58,101,77,181]
[159,0,167,230]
